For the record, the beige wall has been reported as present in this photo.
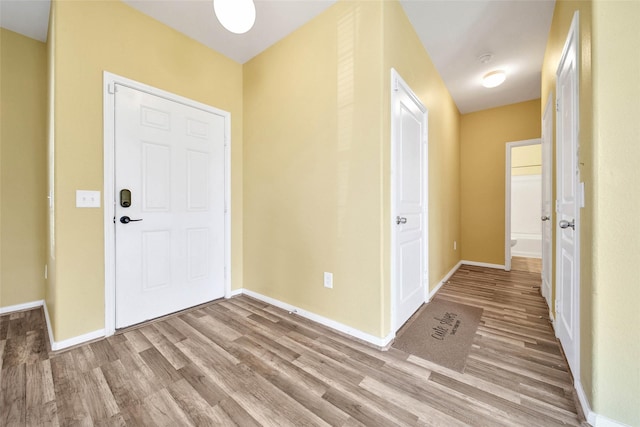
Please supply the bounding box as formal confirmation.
[382,0,461,333]
[460,99,541,265]
[48,0,243,341]
[244,0,461,338]
[591,2,640,425]
[541,0,595,407]
[511,145,541,176]
[0,29,47,309]
[244,1,386,337]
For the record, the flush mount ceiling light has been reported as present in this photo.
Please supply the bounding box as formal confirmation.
[482,70,506,88]
[213,0,256,34]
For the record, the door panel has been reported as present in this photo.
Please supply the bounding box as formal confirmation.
[115,84,225,329]
[541,97,553,307]
[555,16,580,376]
[393,73,428,331]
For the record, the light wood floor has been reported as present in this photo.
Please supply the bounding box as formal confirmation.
[511,256,543,274]
[1,265,587,426]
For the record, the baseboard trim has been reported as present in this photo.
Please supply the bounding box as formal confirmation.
[429,261,462,300]
[461,260,506,270]
[41,301,105,351]
[240,289,394,348]
[42,301,55,351]
[50,328,106,352]
[229,288,243,297]
[0,299,44,315]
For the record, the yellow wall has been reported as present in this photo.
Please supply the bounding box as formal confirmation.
[511,145,541,176]
[591,2,640,424]
[0,29,47,308]
[244,1,386,337]
[382,0,461,333]
[49,0,243,341]
[541,0,594,406]
[460,99,541,265]
[244,0,461,338]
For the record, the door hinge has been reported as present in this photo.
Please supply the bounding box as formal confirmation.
[393,78,399,92]
[555,200,560,213]
[555,299,559,313]
[556,100,560,112]
[107,83,117,95]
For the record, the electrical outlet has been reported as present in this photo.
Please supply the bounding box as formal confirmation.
[324,272,333,289]
[454,241,457,251]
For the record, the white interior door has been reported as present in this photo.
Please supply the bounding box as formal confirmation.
[115,84,226,328]
[555,13,580,377]
[392,71,428,331]
[541,96,553,309]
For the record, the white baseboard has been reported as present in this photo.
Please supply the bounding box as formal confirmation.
[42,301,55,350]
[41,300,105,351]
[428,261,462,300]
[229,288,243,297]
[0,299,44,315]
[240,289,394,348]
[50,328,106,351]
[574,370,631,427]
[461,260,506,270]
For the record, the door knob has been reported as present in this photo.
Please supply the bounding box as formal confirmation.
[559,219,575,230]
[120,216,143,224]
[396,216,407,225]
[541,215,551,221]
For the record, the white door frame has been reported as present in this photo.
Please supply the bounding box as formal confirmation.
[541,93,554,313]
[554,11,581,380]
[504,138,541,271]
[390,68,429,333]
[103,72,232,336]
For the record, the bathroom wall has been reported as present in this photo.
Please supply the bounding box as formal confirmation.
[511,144,542,258]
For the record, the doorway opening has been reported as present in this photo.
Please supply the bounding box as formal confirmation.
[505,139,542,272]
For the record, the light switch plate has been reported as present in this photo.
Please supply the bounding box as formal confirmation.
[76,190,101,208]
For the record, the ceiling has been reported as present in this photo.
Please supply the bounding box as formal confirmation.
[0,0,555,114]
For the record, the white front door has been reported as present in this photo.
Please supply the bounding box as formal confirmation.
[114,84,226,328]
[541,95,553,309]
[555,13,580,377]
[392,70,428,331]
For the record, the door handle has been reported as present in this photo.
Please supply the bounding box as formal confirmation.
[120,216,143,224]
[559,219,575,230]
[541,215,551,221]
[396,216,407,225]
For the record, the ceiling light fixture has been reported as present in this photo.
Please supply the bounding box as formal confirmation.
[213,0,256,34]
[482,70,506,88]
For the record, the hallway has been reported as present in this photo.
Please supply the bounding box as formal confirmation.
[1,265,586,426]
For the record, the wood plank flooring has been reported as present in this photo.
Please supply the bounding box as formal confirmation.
[0,265,587,426]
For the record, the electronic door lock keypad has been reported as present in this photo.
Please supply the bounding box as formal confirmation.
[120,189,131,208]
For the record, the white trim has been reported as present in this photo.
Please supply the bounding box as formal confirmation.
[575,380,632,427]
[461,260,505,270]
[390,68,429,333]
[241,289,394,348]
[554,11,581,381]
[103,71,232,336]
[229,288,243,297]
[0,299,44,315]
[541,92,554,310]
[42,301,55,350]
[50,328,106,352]
[428,261,462,301]
[39,301,105,351]
[505,138,541,271]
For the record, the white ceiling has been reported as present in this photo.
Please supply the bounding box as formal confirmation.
[0,0,555,114]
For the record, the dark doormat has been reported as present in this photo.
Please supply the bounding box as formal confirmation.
[392,299,483,373]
